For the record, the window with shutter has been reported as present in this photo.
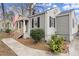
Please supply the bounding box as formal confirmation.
[49,16,55,28]
[54,18,55,28]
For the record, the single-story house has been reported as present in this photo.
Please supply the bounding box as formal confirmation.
[15,8,78,42]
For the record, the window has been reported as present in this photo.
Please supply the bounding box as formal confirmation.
[32,18,34,28]
[37,17,40,28]
[49,16,55,28]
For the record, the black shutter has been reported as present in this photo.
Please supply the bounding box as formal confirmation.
[32,19,34,28]
[49,16,51,27]
[54,18,55,28]
[37,17,40,28]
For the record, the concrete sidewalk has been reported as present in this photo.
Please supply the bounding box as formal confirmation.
[2,38,53,56]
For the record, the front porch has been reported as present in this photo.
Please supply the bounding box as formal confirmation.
[13,17,30,39]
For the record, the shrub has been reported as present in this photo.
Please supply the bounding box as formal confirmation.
[5,29,12,33]
[49,35,64,54]
[30,29,45,43]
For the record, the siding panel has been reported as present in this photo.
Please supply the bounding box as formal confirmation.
[56,15,69,34]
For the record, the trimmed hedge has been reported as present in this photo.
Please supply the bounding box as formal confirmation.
[30,29,45,43]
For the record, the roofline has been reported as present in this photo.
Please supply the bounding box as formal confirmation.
[56,9,75,17]
[28,7,60,18]
[28,12,45,18]
[56,13,69,17]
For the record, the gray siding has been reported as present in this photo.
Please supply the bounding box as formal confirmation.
[56,15,69,41]
[56,15,69,34]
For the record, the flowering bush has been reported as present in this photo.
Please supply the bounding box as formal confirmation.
[49,35,64,54]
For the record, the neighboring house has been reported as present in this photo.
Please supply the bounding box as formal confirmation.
[0,19,13,31]
[15,8,78,42]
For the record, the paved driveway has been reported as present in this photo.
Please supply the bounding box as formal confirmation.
[69,36,79,56]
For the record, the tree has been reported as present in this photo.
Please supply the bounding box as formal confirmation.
[26,3,36,16]
[1,3,5,20]
[5,11,14,21]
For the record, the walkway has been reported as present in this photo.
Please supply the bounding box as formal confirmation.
[2,38,53,56]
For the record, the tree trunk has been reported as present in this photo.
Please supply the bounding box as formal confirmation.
[1,3,5,20]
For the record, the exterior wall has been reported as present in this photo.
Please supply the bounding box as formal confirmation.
[45,12,55,42]
[69,11,78,41]
[70,11,78,34]
[30,14,45,30]
[44,8,61,42]
[56,15,70,41]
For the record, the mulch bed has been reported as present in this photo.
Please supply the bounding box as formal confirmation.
[16,38,69,53]
[10,31,69,53]
[16,38,51,51]
[0,32,16,56]
[62,41,69,53]
[0,41,16,56]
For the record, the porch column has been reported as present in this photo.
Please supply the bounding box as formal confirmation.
[23,20,26,38]
[27,20,30,38]
[14,22,17,30]
[21,21,23,29]
[18,21,19,30]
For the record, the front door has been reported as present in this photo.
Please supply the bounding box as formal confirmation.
[25,20,28,32]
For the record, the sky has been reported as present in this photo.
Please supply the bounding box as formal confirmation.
[1,3,79,14]
[0,3,79,23]
[1,3,79,13]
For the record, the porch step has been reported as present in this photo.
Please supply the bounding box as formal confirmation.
[11,29,23,39]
